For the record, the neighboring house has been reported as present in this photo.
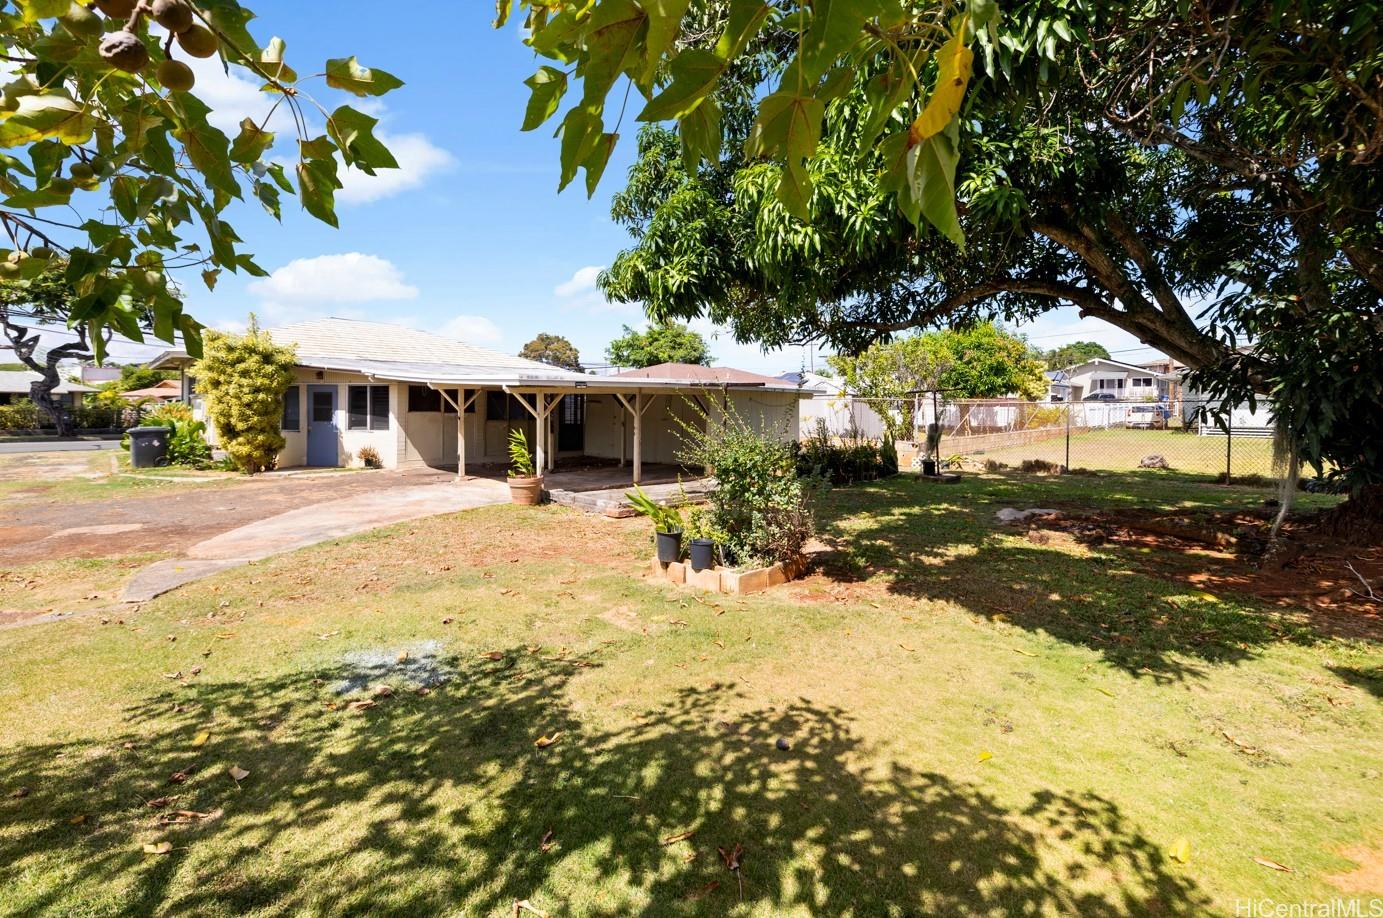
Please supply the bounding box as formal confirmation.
[1052,358,1177,402]
[1044,368,1073,402]
[1138,357,1186,404]
[149,319,805,480]
[122,379,182,402]
[785,371,890,440]
[0,370,95,407]
[79,365,121,387]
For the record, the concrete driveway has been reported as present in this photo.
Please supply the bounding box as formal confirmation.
[1,457,508,595]
[121,477,508,601]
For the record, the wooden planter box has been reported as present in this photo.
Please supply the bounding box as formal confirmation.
[650,556,805,595]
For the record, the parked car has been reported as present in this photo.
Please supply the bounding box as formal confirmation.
[1126,404,1168,429]
[1083,392,1119,401]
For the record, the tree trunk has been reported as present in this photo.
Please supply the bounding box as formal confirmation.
[1,315,92,438]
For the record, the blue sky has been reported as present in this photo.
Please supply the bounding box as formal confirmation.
[107,1,1156,373]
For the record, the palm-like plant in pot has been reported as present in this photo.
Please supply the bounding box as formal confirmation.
[507,428,544,505]
[625,485,684,562]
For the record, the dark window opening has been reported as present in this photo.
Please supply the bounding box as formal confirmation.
[281,386,301,431]
[312,390,334,424]
[348,385,389,430]
[408,385,441,412]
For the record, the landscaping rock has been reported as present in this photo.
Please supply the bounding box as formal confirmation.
[995,508,1058,524]
[1139,454,1171,469]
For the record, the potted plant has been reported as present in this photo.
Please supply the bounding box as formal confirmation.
[684,505,718,572]
[507,428,544,505]
[625,485,684,562]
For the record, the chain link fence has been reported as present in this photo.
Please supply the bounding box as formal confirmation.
[801,395,1282,485]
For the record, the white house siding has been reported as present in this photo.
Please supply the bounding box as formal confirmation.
[582,390,798,466]
[277,371,400,469]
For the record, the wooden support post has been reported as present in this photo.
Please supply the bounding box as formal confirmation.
[633,392,642,484]
[433,385,477,480]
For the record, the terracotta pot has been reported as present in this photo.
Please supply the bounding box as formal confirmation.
[508,475,545,505]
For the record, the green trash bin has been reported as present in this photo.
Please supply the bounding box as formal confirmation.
[128,426,170,468]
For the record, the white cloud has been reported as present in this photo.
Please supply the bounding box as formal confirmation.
[337,132,455,204]
[553,264,639,316]
[555,265,602,297]
[181,56,288,136]
[439,314,503,346]
[248,253,418,306]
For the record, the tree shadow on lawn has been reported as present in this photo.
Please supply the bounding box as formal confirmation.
[0,649,1206,916]
[813,474,1332,683]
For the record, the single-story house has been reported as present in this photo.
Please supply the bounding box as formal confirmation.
[1047,358,1177,402]
[122,379,182,402]
[0,370,95,407]
[149,319,805,481]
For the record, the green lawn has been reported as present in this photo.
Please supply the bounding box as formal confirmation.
[0,472,1378,916]
[976,428,1280,481]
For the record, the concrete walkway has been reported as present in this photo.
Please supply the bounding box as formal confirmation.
[122,478,508,602]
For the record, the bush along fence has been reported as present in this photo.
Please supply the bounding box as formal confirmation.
[800,396,1294,485]
[0,398,140,434]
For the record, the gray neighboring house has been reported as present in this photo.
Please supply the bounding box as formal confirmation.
[0,370,95,407]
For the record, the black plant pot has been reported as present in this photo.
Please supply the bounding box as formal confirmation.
[655,529,684,563]
[688,538,716,572]
[921,459,938,477]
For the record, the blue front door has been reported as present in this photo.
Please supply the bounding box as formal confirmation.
[306,385,338,466]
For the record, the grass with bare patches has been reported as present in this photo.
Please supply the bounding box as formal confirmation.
[0,472,1378,916]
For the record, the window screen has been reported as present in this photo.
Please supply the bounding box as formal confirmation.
[348,385,389,430]
[281,386,300,431]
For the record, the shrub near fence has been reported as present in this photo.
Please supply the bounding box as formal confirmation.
[0,398,137,433]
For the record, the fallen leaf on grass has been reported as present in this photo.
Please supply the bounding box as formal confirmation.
[157,809,216,825]
[718,842,743,871]
[513,899,549,917]
[712,640,725,649]
[539,828,556,852]
[1012,648,1038,657]
[346,700,377,711]
[1093,687,1116,698]
[1167,837,1191,863]
[898,643,916,653]
[9,786,31,799]
[142,841,173,855]
[686,880,720,901]
[317,631,340,640]
[190,730,211,748]
[146,796,178,809]
[69,813,88,825]
[534,733,562,749]
[977,750,993,763]
[371,684,395,699]
[167,767,196,785]
[1252,856,1292,872]
[228,765,250,783]
[479,651,506,661]
[661,830,696,846]
[668,619,688,626]
[396,651,408,663]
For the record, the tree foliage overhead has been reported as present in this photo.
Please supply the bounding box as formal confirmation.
[596,0,1383,489]
[606,320,710,367]
[0,0,400,368]
[192,316,294,473]
[499,0,997,238]
[519,333,583,371]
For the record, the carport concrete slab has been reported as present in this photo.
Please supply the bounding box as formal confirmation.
[123,478,507,602]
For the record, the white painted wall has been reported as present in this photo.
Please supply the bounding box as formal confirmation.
[278,370,401,469]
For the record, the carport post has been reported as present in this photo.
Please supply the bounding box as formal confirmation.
[432,385,477,480]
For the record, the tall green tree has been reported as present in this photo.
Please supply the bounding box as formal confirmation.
[597,0,1383,492]
[606,321,711,368]
[520,333,583,371]
[1045,342,1111,369]
[0,0,399,405]
[829,323,1046,439]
